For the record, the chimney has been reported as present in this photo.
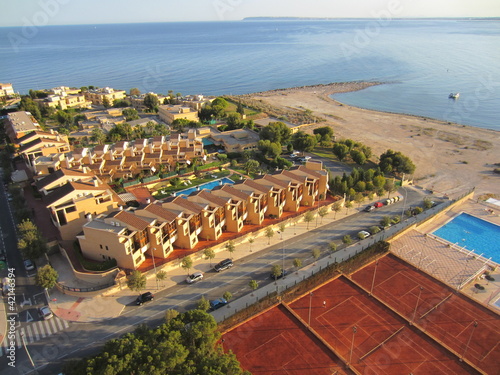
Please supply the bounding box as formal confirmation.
[93,177,99,187]
[118,205,123,211]
[86,213,92,222]
[146,198,151,204]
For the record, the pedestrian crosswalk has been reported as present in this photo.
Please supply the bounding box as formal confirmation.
[0,317,70,356]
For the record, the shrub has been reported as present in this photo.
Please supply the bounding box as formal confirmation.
[73,241,117,272]
[369,226,381,234]
[342,235,352,244]
[413,206,423,215]
[391,215,401,224]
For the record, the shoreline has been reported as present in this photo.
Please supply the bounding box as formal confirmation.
[243,81,500,198]
[246,81,499,133]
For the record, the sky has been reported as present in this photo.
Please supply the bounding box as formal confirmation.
[1,0,499,27]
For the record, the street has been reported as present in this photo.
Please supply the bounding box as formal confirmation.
[0,184,428,374]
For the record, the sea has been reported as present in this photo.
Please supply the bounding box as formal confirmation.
[1,19,499,130]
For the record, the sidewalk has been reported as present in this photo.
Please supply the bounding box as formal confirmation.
[44,191,419,323]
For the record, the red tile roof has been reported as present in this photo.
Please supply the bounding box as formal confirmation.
[144,203,178,222]
[114,210,150,231]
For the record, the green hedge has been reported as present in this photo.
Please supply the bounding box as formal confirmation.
[123,180,141,188]
[143,175,160,183]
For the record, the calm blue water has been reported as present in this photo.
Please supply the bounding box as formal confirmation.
[177,177,234,196]
[1,20,499,129]
[433,213,500,264]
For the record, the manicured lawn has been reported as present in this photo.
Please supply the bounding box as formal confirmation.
[224,99,261,117]
[311,146,334,159]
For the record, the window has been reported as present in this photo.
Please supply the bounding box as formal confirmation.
[105,246,109,251]
[100,244,103,249]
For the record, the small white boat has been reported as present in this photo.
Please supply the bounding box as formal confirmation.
[449,92,460,99]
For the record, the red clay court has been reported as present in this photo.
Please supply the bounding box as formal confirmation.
[288,276,474,374]
[222,304,351,375]
[351,254,500,374]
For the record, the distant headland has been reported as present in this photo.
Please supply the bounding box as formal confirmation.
[243,16,500,21]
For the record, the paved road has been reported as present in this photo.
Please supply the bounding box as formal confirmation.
[1,188,429,374]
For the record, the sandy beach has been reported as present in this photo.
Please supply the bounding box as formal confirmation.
[241,82,500,199]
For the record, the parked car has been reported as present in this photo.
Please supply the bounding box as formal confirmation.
[38,306,53,320]
[24,259,35,272]
[364,205,375,212]
[186,271,204,284]
[136,292,154,305]
[2,277,13,296]
[214,258,233,272]
[270,269,288,280]
[373,202,384,208]
[358,230,371,239]
[209,298,228,311]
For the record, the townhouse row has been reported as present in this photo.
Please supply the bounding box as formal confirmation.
[17,127,204,183]
[76,162,328,270]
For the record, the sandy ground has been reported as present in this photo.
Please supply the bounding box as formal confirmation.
[244,82,500,199]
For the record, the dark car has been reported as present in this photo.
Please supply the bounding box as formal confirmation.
[209,298,228,311]
[364,205,375,212]
[270,269,288,280]
[214,258,233,272]
[24,259,35,272]
[136,292,154,305]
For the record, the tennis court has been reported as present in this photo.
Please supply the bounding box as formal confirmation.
[351,254,500,374]
[221,304,350,375]
[288,276,475,374]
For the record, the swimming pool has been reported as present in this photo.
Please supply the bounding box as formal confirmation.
[176,177,234,196]
[433,213,500,264]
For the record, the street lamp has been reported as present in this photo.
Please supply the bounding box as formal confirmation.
[369,261,378,296]
[277,231,285,279]
[315,194,320,228]
[401,185,408,219]
[308,292,314,326]
[411,286,423,325]
[152,247,158,289]
[460,321,478,361]
[349,326,357,366]
[21,332,35,369]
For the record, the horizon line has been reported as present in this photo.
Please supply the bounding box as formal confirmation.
[1,16,499,28]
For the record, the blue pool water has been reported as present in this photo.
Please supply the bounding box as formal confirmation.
[176,177,234,196]
[433,213,500,264]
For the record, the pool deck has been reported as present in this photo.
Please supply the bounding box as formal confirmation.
[390,198,500,313]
